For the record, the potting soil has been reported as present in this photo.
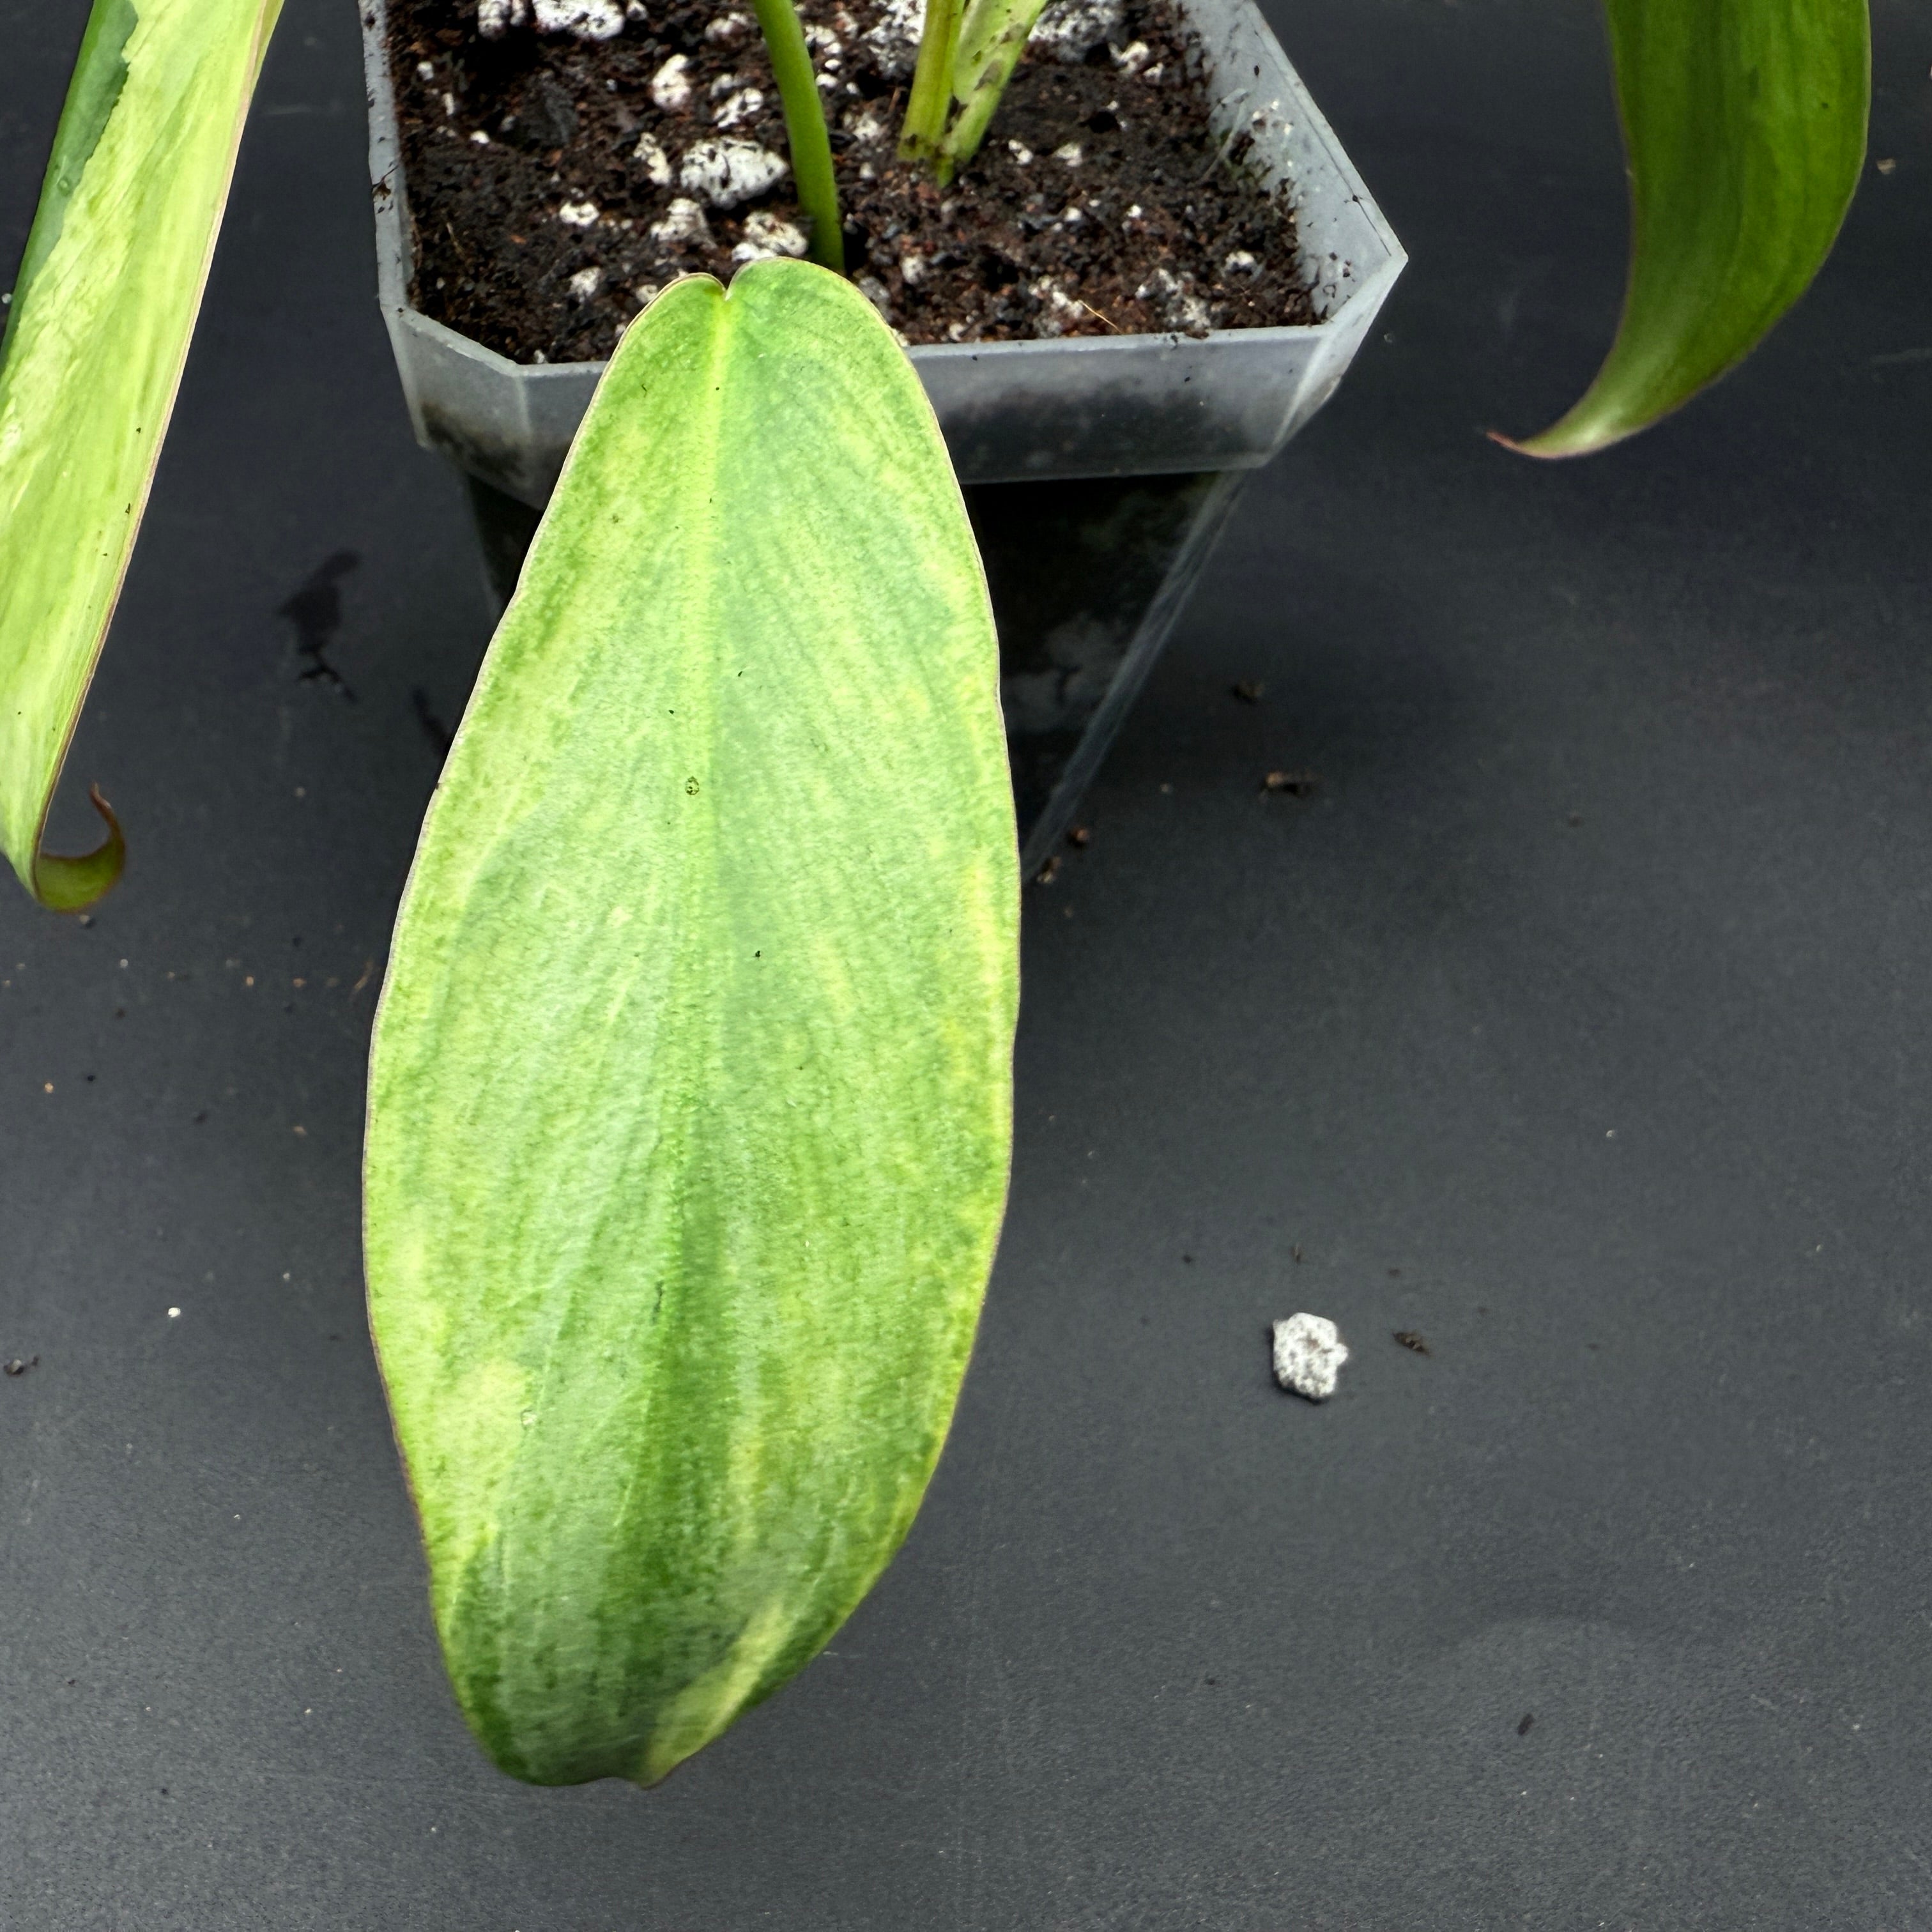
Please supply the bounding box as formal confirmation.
[387,0,1319,360]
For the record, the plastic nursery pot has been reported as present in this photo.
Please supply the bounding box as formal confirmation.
[359,0,1404,871]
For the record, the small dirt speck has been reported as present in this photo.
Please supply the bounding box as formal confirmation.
[1262,769,1320,797]
[1392,1330,1430,1356]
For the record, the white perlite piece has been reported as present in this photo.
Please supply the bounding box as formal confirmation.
[733,210,810,261]
[712,85,764,128]
[556,198,601,227]
[1031,0,1126,61]
[844,103,893,147]
[1029,275,1083,337]
[631,130,673,183]
[650,53,694,111]
[1273,1314,1349,1402]
[482,0,627,33]
[680,138,788,208]
[648,197,711,244]
[533,0,625,33]
[566,265,603,300]
[864,0,925,79]
[1135,264,1211,334]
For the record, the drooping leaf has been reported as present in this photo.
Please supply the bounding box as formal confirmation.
[0,0,282,907]
[364,262,1018,1788]
[1508,0,1868,457]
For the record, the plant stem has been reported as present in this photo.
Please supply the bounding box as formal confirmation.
[748,0,844,272]
[898,0,963,164]
[939,0,1052,174]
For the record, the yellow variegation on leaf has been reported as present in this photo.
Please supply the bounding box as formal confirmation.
[364,263,1018,1786]
[0,0,282,907]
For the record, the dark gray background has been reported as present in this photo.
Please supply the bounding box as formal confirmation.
[4,1,1930,1925]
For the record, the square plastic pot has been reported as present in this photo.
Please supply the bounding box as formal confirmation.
[360,0,1404,868]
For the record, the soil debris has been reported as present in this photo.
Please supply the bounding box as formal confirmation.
[1392,1329,1430,1356]
[1262,768,1320,796]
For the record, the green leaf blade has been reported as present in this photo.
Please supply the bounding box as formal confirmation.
[364,263,1018,1788]
[0,0,282,907]
[1511,0,1869,457]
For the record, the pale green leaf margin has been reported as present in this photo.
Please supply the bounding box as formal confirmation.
[1507,0,1869,457]
[0,0,282,908]
[364,261,1019,1788]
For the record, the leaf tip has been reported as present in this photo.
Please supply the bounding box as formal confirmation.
[1488,420,1624,462]
[33,784,125,913]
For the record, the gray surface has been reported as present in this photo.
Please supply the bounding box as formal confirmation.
[3,0,1930,1925]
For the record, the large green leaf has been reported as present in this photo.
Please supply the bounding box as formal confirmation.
[1510,0,1868,457]
[0,0,281,908]
[364,262,1018,1788]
